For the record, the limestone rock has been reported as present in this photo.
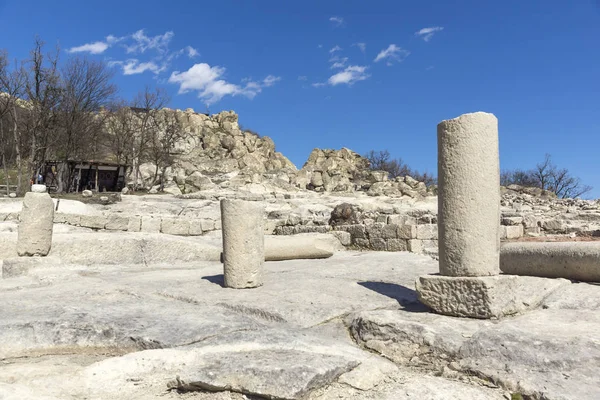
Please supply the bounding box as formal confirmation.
[17,192,54,256]
[82,190,92,198]
[416,274,569,319]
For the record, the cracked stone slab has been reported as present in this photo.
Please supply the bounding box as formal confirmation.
[459,309,600,400]
[78,328,379,400]
[348,309,491,365]
[416,274,570,318]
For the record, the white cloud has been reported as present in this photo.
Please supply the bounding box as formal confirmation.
[298,76,308,81]
[329,45,342,54]
[329,16,344,27]
[169,63,278,105]
[262,75,281,87]
[328,65,369,86]
[122,60,165,75]
[126,29,174,54]
[330,57,348,69]
[186,46,199,58]
[374,44,410,64]
[354,42,366,53]
[415,26,444,42]
[67,41,110,54]
[312,82,326,88]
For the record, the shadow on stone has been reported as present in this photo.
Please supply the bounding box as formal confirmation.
[357,281,428,312]
[202,274,225,287]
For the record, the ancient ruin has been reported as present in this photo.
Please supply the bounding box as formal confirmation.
[0,109,598,400]
[221,198,265,288]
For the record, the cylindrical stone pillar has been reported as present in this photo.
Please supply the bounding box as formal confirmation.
[438,112,500,276]
[17,191,55,256]
[220,199,265,288]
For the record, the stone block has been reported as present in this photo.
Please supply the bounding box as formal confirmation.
[141,216,161,233]
[366,222,386,239]
[416,224,438,240]
[189,219,204,235]
[397,224,417,239]
[161,218,190,236]
[353,238,370,248]
[376,215,389,224]
[346,224,366,239]
[79,215,107,230]
[201,219,216,232]
[416,274,568,319]
[127,216,141,232]
[54,213,81,226]
[331,230,352,246]
[387,239,408,252]
[387,215,405,225]
[370,238,387,251]
[381,224,398,239]
[543,219,565,232]
[504,225,523,239]
[501,216,523,226]
[105,215,129,231]
[408,239,423,253]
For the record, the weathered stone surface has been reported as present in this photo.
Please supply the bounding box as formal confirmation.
[82,190,93,197]
[2,256,62,278]
[459,309,600,400]
[416,274,568,318]
[501,242,600,282]
[397,224,417,239]
[160,217,190,235]
[17,192,54,256]
[221,199,265,288]
[141,216,161,233]
[126,215,141,232]
[437,112,500,277]
[54,213,81,226]
[105,214,129,231]
[79,215,107,230]
[416,224,437,240]
[265,233,340,261]
[31,184,47,193]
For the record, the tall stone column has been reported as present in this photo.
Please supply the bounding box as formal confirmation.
[415,112,563,319]
[437,112,500,276]
[17,187,55,257]
[220,199,265,289]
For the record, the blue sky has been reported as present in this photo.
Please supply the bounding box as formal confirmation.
[1,0,599,198]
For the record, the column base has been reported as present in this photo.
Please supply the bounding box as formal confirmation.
[415,274,568,319]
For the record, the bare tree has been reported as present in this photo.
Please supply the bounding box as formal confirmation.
[0,51,26,194]
[129,87,169,190]
[21,37,61,192]
[105,100,138,165]
[54,56,116,191]
[365,149,437,186]
[147,110,187,190]
[502,154,592,198]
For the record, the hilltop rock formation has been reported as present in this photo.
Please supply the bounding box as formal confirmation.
[125,109,434,198]
[129,109,297,194]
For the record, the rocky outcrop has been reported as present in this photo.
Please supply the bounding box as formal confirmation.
[127,109,297,193]
[296,147,433,197]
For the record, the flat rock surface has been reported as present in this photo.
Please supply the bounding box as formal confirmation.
[0,241,598,399]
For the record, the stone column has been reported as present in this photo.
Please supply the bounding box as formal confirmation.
[220,199,265,289]
[17,187,54,256]
[437,112,500,276]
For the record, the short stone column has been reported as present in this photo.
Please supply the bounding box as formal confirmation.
[220,199,265,289]
[437,112,500,276]
[17,188,55,256]
[416,113,562,319]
